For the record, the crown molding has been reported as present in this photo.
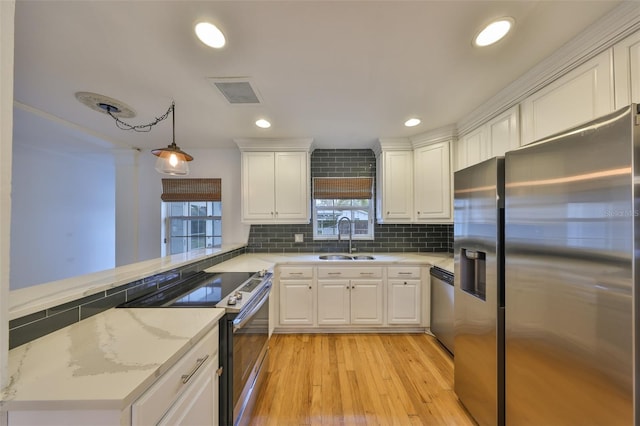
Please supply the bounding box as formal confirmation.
[410,124,457,148]
[457,2,640,136]
[373,138,412,155]
[233,138,314,152]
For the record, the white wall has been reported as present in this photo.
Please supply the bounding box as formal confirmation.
[136,147,250,262]
[10,141,116,290]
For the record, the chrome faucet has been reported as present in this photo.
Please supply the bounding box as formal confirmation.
[337,216,353,253]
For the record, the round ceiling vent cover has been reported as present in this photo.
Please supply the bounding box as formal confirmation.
[74,91,136,118]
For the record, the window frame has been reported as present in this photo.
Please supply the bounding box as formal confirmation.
[163,201,222,255]
[312,198,375,241]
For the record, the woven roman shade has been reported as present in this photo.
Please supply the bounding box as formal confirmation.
[161,178,222,202]
[313,177,373,200]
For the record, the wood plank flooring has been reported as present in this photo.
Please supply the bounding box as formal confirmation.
[250,333,476,426]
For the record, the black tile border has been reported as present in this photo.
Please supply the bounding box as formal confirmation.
[8,247,246,349]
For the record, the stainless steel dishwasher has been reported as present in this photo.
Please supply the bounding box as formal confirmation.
[430,266,454,354]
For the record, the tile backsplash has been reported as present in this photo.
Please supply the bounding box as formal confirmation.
[246,149,453,254]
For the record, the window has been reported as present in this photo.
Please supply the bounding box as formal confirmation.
[313,177,374,240]
[161,178,222,255]
[165,201,222,254]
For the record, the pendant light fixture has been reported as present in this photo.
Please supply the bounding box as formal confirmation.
[75,92,194,176]
[151,102,193,176]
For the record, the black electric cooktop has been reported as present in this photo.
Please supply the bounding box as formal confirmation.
[120,271,256,308]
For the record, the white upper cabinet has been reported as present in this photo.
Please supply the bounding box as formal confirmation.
[614,30,640,108]
[376,142,414,223]
[485,105,520,158]
[236,139,313,224]
[520,50,614,145]
[413,140,452,222]
[456,127,486,171]
[375,133,453,224]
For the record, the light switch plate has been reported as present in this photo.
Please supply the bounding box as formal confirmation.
[294,233,304,243]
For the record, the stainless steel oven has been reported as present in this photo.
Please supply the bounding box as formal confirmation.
[119,269,272,426]
[221,279,271,426]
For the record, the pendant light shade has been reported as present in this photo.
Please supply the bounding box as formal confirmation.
[152,142,193,175]
[151,102,193,176]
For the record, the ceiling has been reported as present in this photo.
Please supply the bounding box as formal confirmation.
[12,0,622,152]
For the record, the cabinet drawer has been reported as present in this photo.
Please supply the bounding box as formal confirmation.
[279,266,314,279]
[388,266,421,279]
[318,267,383,279]
[132,326,218,426]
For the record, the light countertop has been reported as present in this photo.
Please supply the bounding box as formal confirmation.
[206,252,454,274]
[1,308,225,411]
[9,244,245,321]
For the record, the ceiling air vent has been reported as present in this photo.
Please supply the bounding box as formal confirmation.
[208,78,262,104]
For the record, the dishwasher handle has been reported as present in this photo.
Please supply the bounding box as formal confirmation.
[430,266,454,285]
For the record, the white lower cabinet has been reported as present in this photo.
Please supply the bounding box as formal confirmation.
[317,278,383,325]
[275,264,427,330]
[132,326,219,426]
[157,361,217,426]
[317,267,384,326]
[387,267,421,325]
[278,266,315,326]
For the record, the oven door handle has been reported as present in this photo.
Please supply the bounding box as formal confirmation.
[232,282,272,331]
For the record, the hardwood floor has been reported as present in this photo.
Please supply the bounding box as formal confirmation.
[251,333,476,426]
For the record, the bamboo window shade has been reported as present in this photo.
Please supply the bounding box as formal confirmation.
[161,178,222,202]
[313,177,373,200]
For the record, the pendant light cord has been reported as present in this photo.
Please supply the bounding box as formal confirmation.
[106,101,174,133]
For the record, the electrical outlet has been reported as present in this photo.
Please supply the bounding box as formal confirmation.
[294,233,304,243]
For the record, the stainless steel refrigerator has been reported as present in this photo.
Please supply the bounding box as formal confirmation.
[454,105,636,426]
[504,106,635,425]
[454,156,505,426]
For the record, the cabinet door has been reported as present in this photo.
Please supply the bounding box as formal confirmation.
[379,150,413,223]
[350,279,383,325]
[158,363,218,426]
[388,279,421,324]
[414,141,452,222]
[317,280,350,325]
[614,30,640,108]
[274,152,309,222]
[280,280,314,326]
[457,127,486,170]
[242,152,276,222]
[521,50,614,145]
[157,361,216,426]
[486,105,520,158]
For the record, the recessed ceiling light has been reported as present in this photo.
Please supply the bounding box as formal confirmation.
[474,17,514,47]
[404,118,421,127]
[255,119,271,129]
[195,22,226,48]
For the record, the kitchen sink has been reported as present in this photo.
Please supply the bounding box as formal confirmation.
[318,254,353,260]
[318,254,375,260]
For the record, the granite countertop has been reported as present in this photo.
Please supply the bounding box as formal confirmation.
[206,252,454,274]
[1,308,225,411]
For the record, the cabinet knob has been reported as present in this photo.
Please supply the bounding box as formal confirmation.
[387,211,390,215]
[270,212,274,215]
[309,286,312,289]
[417,211,420,214]
[404,281,407,285]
